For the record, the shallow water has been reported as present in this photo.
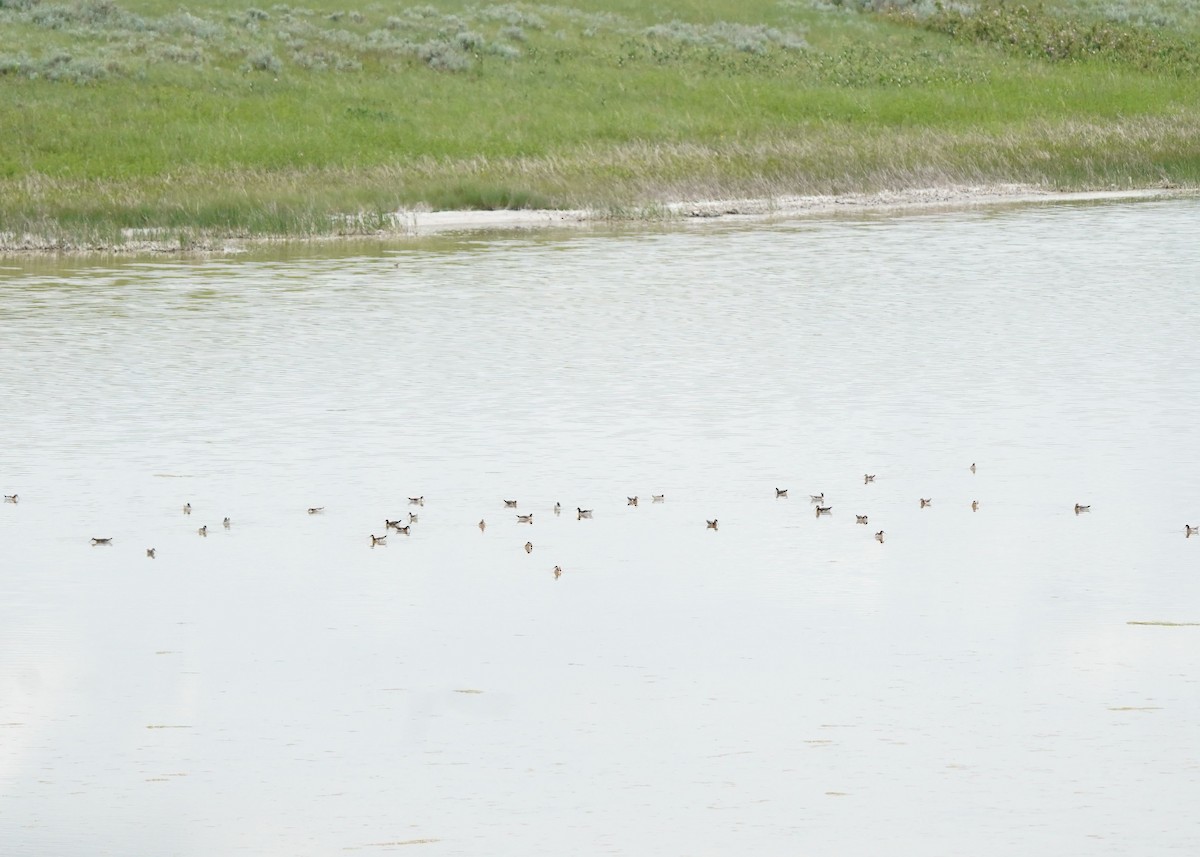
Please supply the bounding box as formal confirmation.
[2,199,1199,855]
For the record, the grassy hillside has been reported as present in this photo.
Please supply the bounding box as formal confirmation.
[1,0,1198,246]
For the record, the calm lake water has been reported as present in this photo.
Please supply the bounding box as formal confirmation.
[2,198,1199,855]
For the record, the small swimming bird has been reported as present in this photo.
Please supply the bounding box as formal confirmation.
[503,500,518,508]
[970,462,976,473]
[1074,504,1090,514]
[577,508,593,519]
[816,505,832,515]
[371,534,387,546]
[3,494,17,503]
[385,518,404,529]
[395,525,410,536]
[198,525,207,536]
[553,565,562,579]
[652,495,665,503]
[809,492,824,503]
[183,502,191,514]
[776,488,788,498]
[628,496,638,506]
[864,474,876,484]
[971,500,979,512]
[307,507,324,514]
[478,519,486,532]
[920,498,932,508]
[146,548,155,558]
[554,502,562,515]
[524,541,533,554]
[517,513,533,523]
[856,515,869,525]
[1187,525,1198,537]
[223,517,231,528]
[408,496,424,506]
[875,530,885,543]
[707,519,718,529]
[408,512,418,524]
[91,537,112,545]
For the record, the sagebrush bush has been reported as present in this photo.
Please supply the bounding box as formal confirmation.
[246,49,281,72]
[417,40,472,71]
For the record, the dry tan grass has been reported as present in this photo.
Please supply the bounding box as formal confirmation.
[2,114,1197,252]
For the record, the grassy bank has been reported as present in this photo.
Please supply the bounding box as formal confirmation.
[2,0,1198,248]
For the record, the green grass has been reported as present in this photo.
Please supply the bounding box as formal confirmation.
[1,0,1198,248]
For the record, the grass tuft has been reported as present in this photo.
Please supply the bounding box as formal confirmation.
[421,183,553,210]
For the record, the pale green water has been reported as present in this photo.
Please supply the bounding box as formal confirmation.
[1,199,1199,855]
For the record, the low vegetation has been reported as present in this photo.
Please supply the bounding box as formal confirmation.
[1,0,1198,248]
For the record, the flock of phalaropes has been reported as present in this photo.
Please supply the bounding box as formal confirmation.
[5,463,1197,575]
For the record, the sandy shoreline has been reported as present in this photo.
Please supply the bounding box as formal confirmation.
[1,184,1189,257]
